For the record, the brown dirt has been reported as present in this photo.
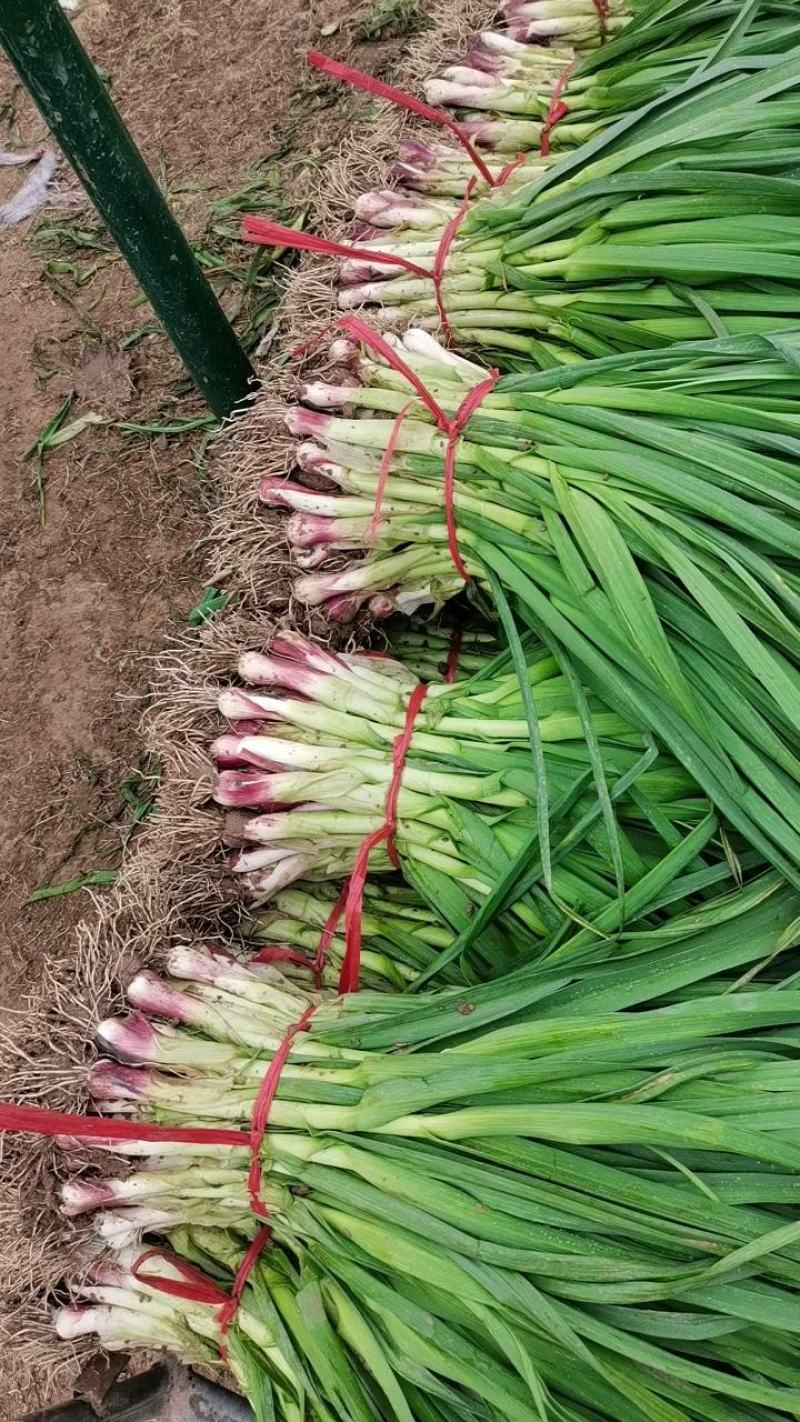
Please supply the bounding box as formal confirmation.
[0,0,421,1413]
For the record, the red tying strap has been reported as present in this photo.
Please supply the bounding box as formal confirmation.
[290,321,334,362]
[339,683,428,993]
[593,0,610,42]
[432,178,476,344]
[443,371,500,580]
[430,156,519,339]
[244,211,471,348]
[133,1233,272,1364]
[369,399,415,545]
[132,1002,318,1354]
[0,1102,248,1147]
[253,946,315,971]
[313,881,348,986]
[540,61,576,158]
[385,683,429,867]
[180,999,317,1353]
[445,627,462,683]
[496,153,527,187]
[337,314,497,582]
[337,315,449,427]
[307,51,496,188]
[253,881,348,989]
[0,1031,319,1356]
[247,1003,318,1217]
[242,217,431,282]
[429,157,521,339]
[216,1224,273,1356]
[133,1248,230,1307]
[183,1000,318,1350]
[260,150,521,346]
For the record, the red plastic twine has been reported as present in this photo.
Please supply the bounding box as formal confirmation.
[432,177,476,344]
[540,61,576,157]
[287,320,500,994]
[0,1019,320,1355]
[338,682,428,994]
[0,1023,318,1358]
[429,157,520,340]
[496,153,527,187]
[246,151,522,346]
[253,946,315,971]
[313,881,348,984]
[247,1002,318,1217]
[290,320,334,362]
[593,0,610,42]
[253,880,348,988]
[0,1104,282,1362]
[133,1248,231,1307]
[133,1233,272,1364]
[307,50,496,188]
[132,1246,233,1359]
[243,201,470,347]
[339,314,451,427]
[369,399,415,545]
[0,1102,249,1147]
[216,1224,273,1353]
[337,313,498,583]
[307,631,460,990]
[445,627,462,683]
[201,1000,320,1350]
[444,370,500,579]
[242,217,431,280]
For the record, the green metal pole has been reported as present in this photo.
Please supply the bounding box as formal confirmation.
[0,0,256,419]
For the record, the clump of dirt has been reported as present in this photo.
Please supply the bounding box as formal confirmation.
[0,0,427,1413]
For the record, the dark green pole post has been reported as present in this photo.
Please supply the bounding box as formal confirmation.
[0,0,256,419]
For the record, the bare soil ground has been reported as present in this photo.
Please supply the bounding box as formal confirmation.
[0,0,422,1412]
